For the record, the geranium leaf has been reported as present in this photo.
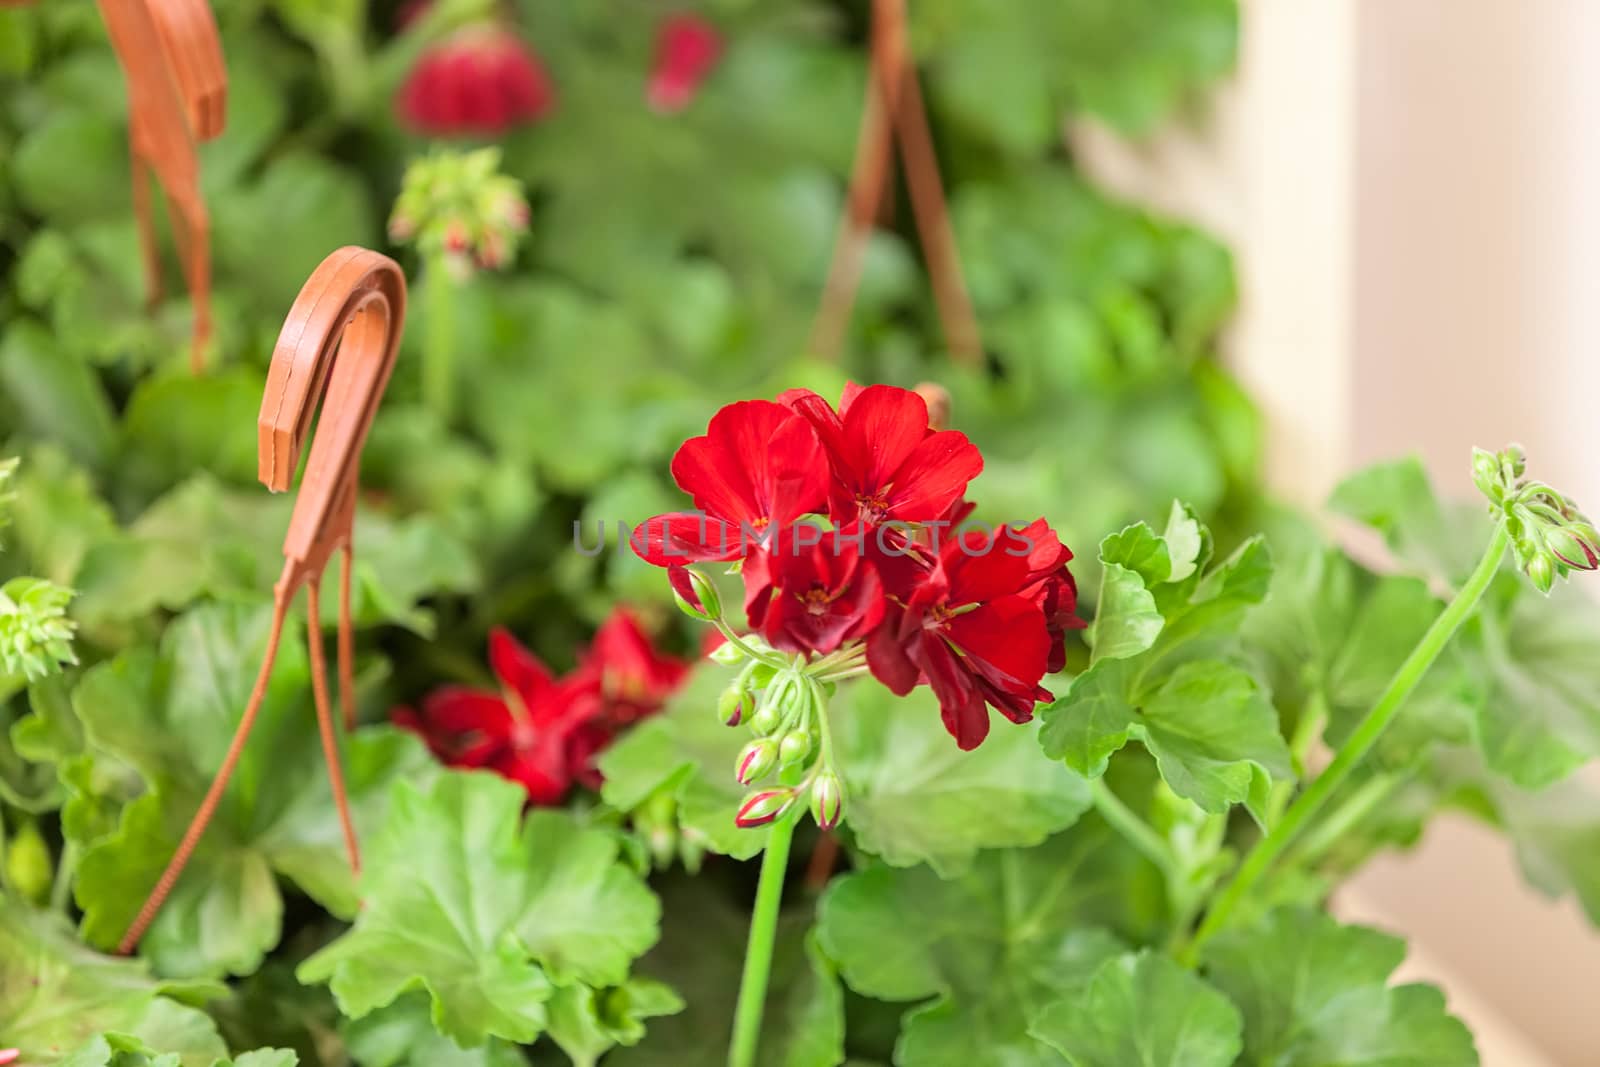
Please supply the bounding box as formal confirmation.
[1202,908,1478,1066]
[296,771,660,1048]
[544,978,685,1067]
[342,993,527,1067]
[1042,659,1289,816]
[1472,579,1600,788]
[602,666,1092,873]
[829,682,1092,875]
[1029,951,1242,1067]
[74,474,477,636]
[1329,458,1488,584]
[72,602,438,976]
[0,901,227,1067]
[818,828,1141,1066]
[598,666,772,861]
[607,876,838,1067]
[1089,563,1163,662]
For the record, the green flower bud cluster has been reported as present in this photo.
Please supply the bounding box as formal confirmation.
[1473,444,1600,594]
[388,147,530,281]
[0,577,76,684]
[719,664,846,833]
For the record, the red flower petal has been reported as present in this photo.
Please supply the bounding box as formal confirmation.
[882,430,983,523]
[631,513,745,565]
[489,627,554,707]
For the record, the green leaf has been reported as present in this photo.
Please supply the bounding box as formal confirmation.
[609,875,838,1067]
[601,667,1092,873]
[818,830,1136,1066]
[0,901,227,1067]
[342,993,527,1067]
[1329,458,1488,583]
[829,682,1092,875]
[6,444,117,585]
[1029,951,1242,1067]
[1472,580,1600,788]
[544,978,684,1067]
[0,321,117,472]
[1489,772,1600,928]
[1203,907,1478,1066]
[72,602,438,976]
[1089,563,1163,662]
[297,771,660,1048]
[74,474,478,635]
[598,666,771,861]
[1041,659,1290,816]
[118,370,263,501]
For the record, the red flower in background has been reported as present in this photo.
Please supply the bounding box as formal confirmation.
[868,527,1053,750]
[647,14,724,113]
[394,611,688,803]
[785,383,983,532]
[755,526,885,655]
[398,19,555,137]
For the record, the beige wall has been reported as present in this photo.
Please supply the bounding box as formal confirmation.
[1076,1,1600,1063]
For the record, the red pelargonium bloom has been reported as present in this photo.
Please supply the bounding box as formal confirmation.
[398,21,555,137]
[1016,518,1086,673]
[647,14,724,113]
[753,525,885,655]
[393,628,588,804]
[633,400,829,611]
[574,607,691,727]
[785,383,983,532]
[868,526,1054,750]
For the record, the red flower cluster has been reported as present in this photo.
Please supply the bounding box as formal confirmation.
[398,7,725,137]
[635,383,1083,749]
[393,608,688,803]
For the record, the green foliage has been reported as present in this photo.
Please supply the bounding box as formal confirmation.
[297,771,660,1049]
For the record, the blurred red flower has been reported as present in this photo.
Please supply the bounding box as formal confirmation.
[398,21,555,136]
[648,14,724,113]
[394,610,689,803]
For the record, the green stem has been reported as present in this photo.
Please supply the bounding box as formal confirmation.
[423,261,457,423]
[1179,523,1510,965]
[50,840,77,914]
[714,620,786,668]
[1279,770,1400,873]
[729,811,799,1067]
[1267,688,1328,825]
[1090,778,1174,877]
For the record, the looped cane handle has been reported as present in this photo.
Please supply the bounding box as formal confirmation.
[118,248,408,957]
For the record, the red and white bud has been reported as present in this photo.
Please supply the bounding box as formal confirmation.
[718,684,753,727]
[736,788,794,829]
[735,738,779,785]
[809,772,844,831]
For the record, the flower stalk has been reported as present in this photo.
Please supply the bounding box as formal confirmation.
[728,808,799,1067]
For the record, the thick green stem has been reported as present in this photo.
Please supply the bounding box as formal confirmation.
[1179,524,1510,965]
[423,261,457,422]
[1090,778,1174,877]
[729,811,799,1067]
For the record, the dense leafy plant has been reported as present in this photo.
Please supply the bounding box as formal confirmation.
[5,1,1600,1065]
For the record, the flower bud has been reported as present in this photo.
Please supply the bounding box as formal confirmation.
[1471,447,1501,500]
[736,788,795,829]
[1547,525,1600,570]
[778,730,812,768]
[718,684,753,727]
[671,567,722,622]
[736,738,779,785]
[1526,553,1555,594]
[749,700,781,735]
[709,639,745,666]
[4,820,51,904]
[809,772,844,831]
[1504,443,1527,479]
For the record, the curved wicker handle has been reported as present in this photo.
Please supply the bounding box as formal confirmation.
[259,246,408,585]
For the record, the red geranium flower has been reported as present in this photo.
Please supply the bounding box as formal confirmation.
[393,627,588,804]
[754,525,885,655]
[394,612,690,802]
[868,526,1053,750]
[1015,518,1086,673]
[647,14,724,113]
[397,20,555,137]
[634,399,829,616]
[575,606,691,727]
[784,383,983,531]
